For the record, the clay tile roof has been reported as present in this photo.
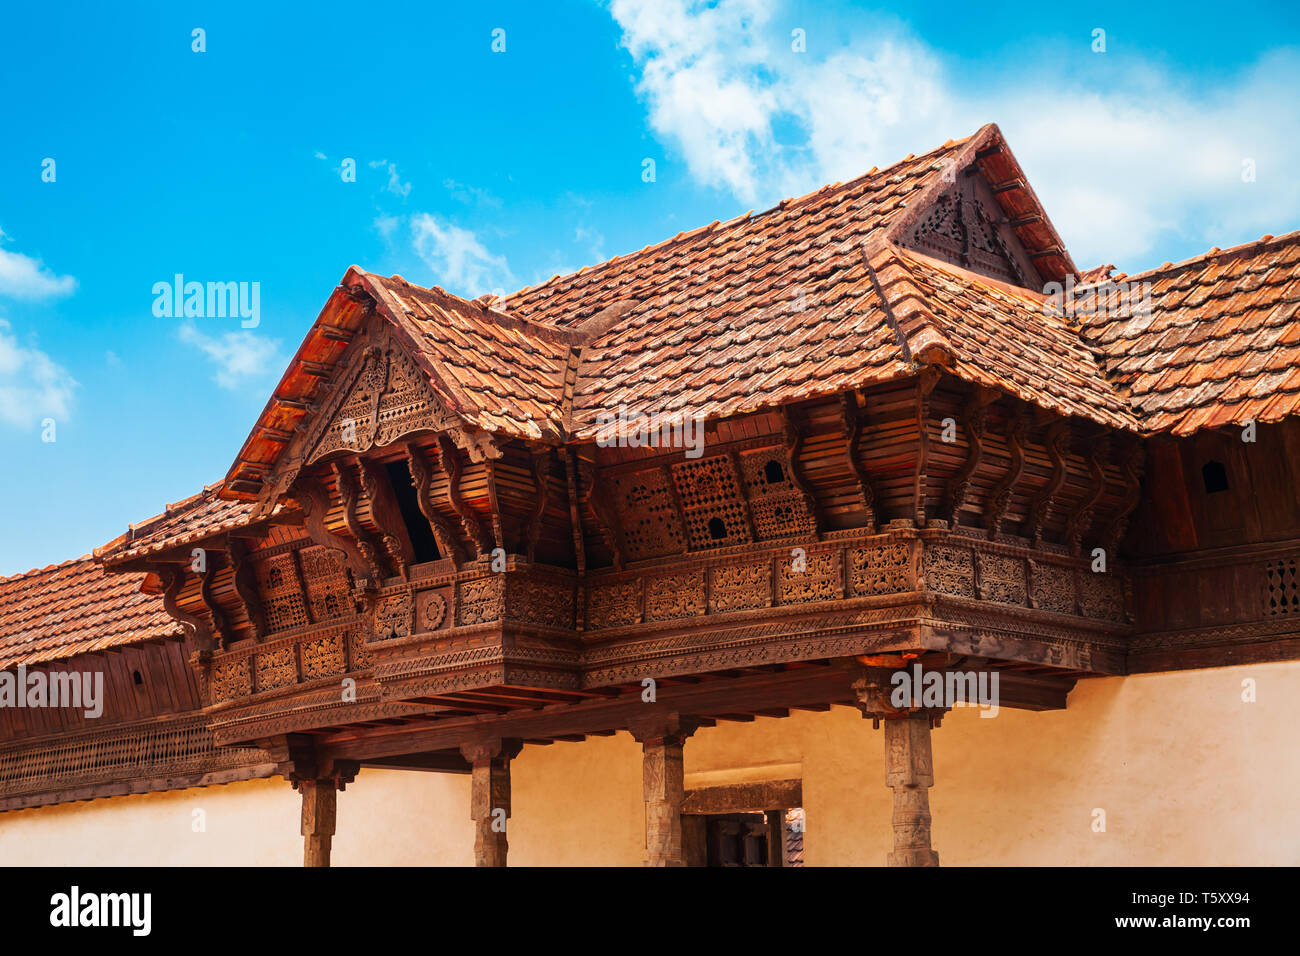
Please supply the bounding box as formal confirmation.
[362,275,571,440]
[0,557,180,671]
[96,484,262,565]
[1079,230,1300,435]
[881,248,1139,431]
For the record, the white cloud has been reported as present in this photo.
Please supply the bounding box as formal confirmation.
[178,322,282,391]
[370,160,412,199]
[608,0,1300,266]
[0,229,76,300]
[411,213,514,296]
[0,319,77,427]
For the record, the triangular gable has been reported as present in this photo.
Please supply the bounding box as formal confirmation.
[886,124,1076,287]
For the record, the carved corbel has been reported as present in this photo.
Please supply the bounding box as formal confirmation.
[986,405,1030,540]
[840,391,878,532]
[578,455,624,571]
[1103,437,1146,558]
[1025,418,1071,547]
[563,447,587,576]
[1064,432,1112,554]
[228,539,267,640]
[159,565,213,652]
[526,447,554,563]
[295,477,370,595]
[405,441,466,566]
[943,386,999,527]
[357,457,414,579]
[333,460,387,580]
[197,553,230,650]
[438,434,491,557]
[912,367,942,527]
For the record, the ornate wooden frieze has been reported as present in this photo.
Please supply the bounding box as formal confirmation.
[415,587,451,632]
[256,644,299,691]
[1077,571,1124,622]
[849,542,912,596]
[373,588,413,641]
[211,656,252,704]
[503,575,576,630]
[710,562,772,613]
[645,572,707,622]
[206,617,369,706]
[588,580,642,628]
[778,550,843,605]
[1029,559,1075,614]
[301,631,347,681]
[977,551,1027,606]
[922,543,975,598]
[458,576,503,626]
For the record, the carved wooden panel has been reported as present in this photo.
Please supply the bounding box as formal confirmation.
[256,645,298,691]
[778,551,843,605]
[614,468,686,560]
[211,657,251,704]
[301,632,347,680]
[1078,572,1124,622]
[1030,561,1075,614]
[671,455,752,549]
[254,553,310,633]
[374,589,413,640]
[645,572,707,622]
[978,552,1027,606]
[415,588,451,632]
[299,546,352,623]
[924,544,975,598]
[710,563,771,613]
[849,543,911,596]
[504,578,576,629]
[458,577,502,626]
[588,581,641,628]
[1264,556,1300,616]
[307,337,458,465]
[739,449,815,540]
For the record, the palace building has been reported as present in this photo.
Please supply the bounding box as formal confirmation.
[2,123,1298,866]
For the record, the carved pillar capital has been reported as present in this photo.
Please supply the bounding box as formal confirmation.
[851,668,949,730]
[627,713,701,747]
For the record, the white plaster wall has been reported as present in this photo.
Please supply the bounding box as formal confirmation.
[2,661,1296,866]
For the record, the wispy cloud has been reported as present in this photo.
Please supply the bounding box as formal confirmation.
[370,160,413,199]
[0,319,77,427]
[0,229,76,300]
[608,0,1300,266]
[411,213,514,296]
[178,322,282,391]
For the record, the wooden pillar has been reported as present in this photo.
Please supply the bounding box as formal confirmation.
[299,779,336,868]
[460,738,522,867]
[629,715,698,867]
[883,713,939,866]
[852,668,946,867]
[289,758,358,868]
[765,809,785,867]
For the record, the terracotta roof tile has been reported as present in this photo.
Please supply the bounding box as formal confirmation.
[0,557,179,671]
[1080,230,1300,434]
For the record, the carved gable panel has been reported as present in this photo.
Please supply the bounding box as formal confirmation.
[305,329,460,467]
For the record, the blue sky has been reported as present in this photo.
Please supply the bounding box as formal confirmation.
[1,0,1298,575]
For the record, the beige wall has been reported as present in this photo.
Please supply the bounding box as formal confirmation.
[3,661,1297,865]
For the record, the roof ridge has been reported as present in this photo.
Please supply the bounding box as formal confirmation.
[862,239,956,368]
[1121,228,1300,281]
[502,128,982,308]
